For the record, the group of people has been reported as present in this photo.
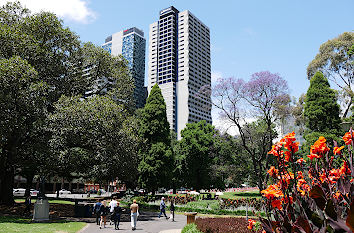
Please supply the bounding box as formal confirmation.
[92,197,175,231]
[93,198,139,230]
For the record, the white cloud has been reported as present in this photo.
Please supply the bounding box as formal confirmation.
[1,0,96,23]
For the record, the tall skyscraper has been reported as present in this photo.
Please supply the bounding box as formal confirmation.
[102,27,146,109]
[148,6,212,138]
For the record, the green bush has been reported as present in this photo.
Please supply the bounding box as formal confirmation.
[182,223,202,233]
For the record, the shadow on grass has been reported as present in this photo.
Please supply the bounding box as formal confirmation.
[233,192,261,197]
[0,215,31,224]
[0,215,74,224]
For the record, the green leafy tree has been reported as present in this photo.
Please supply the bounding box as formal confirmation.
[303,71,342,149]
[211,133,250,188]
[307,32,354,118]
[138,84,173,193]
[0,2,135,203]
[177,121,217,190]
[0,56,47,204]
[48,95,140,187]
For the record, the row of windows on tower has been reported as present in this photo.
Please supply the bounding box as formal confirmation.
[159,53,175,60]
[159,15,175,23]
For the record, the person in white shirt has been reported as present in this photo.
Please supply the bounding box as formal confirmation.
[108,198,118,225]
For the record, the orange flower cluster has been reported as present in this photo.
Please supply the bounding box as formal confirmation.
[247,219,256,230]
[333,146,344,155]
[307,136,329,160]
[267,166,279,178]
[261,184,283,200]
[318,160,351,184]
[268,131,299,163]
[343,132,353,145]
[281,131,299,153]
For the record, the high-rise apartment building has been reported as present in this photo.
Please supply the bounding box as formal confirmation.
[148,6,212,138]
[102,27,146,109]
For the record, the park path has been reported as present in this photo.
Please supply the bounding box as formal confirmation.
[81,212,185,233]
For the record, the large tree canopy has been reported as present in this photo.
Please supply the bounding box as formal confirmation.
[307,32,354,117]
[48,95,140,185]
[0,2,136,204]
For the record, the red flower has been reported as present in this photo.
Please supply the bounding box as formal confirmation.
[307,153,320,160]
[247,219,256,230]
[333,146,344,155]
[261,184,283,200]
[267,166,279,178]
[271,199,282,210]
[339,160,351,176]
[296,158,306,165]
[310,136,330,157]
[343,132,353,145]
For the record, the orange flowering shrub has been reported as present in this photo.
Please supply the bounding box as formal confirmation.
[259,130,354,232]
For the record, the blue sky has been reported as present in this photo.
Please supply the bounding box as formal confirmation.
[2,0,354,98]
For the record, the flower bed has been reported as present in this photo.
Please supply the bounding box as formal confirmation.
[195,217,262,233]
[220,197,264,211]
[134,194,198,205]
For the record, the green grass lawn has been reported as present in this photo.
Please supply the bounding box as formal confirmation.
[0,216,86,233]
[15,199,75,205]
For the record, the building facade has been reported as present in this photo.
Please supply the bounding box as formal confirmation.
[148,6,212,138]
[102,27,146,109]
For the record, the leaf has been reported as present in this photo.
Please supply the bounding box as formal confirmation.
[338,178,351,195]
[260,218,277,233]
[293,216,312,233]
[325,199,337,221]
[309,185,327,210]
[346,200,354,231]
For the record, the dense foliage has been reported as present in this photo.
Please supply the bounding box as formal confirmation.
[303,71,341,150]
[0,2,135,204]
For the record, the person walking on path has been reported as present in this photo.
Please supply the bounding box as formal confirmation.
[158,197,168,219]
[169,200,175,221]
[93,199,102,225]
[130,199,139,231]
[99,200,109,229]
[109,198,118,225]
[112,202,123,230]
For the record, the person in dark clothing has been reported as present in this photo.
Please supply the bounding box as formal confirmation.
[158,197,168,219]
[24,195,31,216]
[99,201,109,229]
[170,200,175,221]
[93,199,102,225]
[112,202,123,230]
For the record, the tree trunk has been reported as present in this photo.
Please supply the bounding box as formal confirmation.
[0,166,15,205]
[25,173,34,197]
[0,139,17,205]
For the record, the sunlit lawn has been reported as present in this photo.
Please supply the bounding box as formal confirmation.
[15,199,75,205]
[0,216,86,233]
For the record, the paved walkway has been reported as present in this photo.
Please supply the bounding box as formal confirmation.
[81,212,185,233]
